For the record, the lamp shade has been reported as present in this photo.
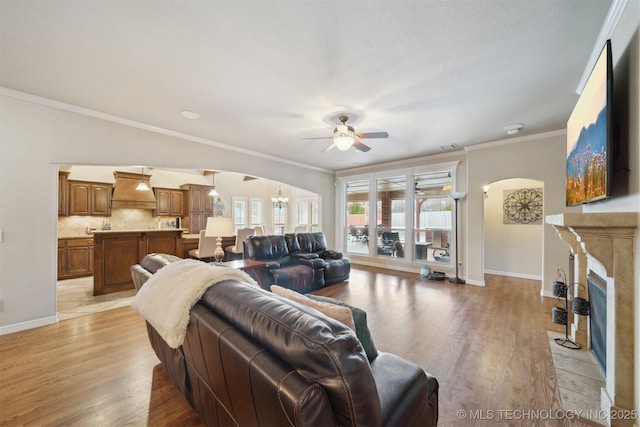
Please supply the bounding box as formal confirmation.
[448,191,466,201]
[205,217,232,237]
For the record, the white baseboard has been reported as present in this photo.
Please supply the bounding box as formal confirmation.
[484,269,542,281]
[465,279,485,287]
[540,289,556,298]
[0,315,58,335]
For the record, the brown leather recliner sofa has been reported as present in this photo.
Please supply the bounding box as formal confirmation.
[244,233,349,292]
[288,232,351,286]
[132,254,439,426]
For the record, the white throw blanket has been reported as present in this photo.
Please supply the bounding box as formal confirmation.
[131,259,258,348]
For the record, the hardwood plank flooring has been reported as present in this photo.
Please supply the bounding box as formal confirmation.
[1,266,598,426]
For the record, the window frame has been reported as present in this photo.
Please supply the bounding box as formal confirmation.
[337,161,461,268]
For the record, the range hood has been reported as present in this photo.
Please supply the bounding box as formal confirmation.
[111,171,157,209]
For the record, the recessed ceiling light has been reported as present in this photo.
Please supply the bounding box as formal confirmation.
[180,110,200,120]
[504,123,524,135]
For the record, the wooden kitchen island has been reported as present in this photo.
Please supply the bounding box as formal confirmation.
[93,229,185,295]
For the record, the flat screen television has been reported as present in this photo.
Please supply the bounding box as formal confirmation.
[566,39,613,206]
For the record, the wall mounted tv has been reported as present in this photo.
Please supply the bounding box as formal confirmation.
[566,39,613,207]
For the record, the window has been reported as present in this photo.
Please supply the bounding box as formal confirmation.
[297,202,309,229]
[295,198,320,232]
[273,205,286,235]
[413,171,452,264]
[310,200,319,231]
[376,176,406,258]
[345,180,369,255]
[339,161,459,266]
[250,198,263,227]
[232,197,247,233]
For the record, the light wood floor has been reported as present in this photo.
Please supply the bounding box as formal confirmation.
[1,266,599,426]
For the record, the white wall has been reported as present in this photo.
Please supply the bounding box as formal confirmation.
[483,178,544,280]
[0,96,334,333]
[466,132,578,291]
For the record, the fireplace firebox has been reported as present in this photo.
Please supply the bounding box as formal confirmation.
[588,272,607,374]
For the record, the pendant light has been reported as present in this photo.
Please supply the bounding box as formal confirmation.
[208,171,219,197]
[136,167,150,191]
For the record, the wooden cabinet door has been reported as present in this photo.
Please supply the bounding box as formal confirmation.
[58,172,69,216]
[97,237,141,293]
[170,190,184,216]
[190,186,204,211]
[69,182,91,215]
[155,189,171,215]
[145,234,178,255]
[58,240,66,277]
[190,212,205,235]
[68,181,111,216]
[58,238,93,279]
[67,246,92,276]
[91,184,112,216]
[203,187,214,212]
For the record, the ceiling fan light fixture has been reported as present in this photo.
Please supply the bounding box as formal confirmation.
[334,133,355,151]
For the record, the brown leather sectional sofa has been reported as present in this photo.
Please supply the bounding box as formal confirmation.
[132,254,439,426]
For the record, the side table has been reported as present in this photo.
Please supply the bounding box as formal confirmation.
[222,259,270,289]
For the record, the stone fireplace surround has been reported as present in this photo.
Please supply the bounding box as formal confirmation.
[546,213,637,427]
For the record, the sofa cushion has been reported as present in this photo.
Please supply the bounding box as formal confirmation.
[297,232,328,253]
[270,285,356,330]
[270,264,316,293]
[246,235,290,260]
[199,280,382,426]
[307,294,378,361]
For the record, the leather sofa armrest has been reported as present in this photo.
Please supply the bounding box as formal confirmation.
[323,250,343,260]
[292,255,326,270]
[370,352,438,427]
[265,261,281,270]
[292,252,320,261]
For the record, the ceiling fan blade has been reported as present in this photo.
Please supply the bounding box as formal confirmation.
[352,140,371,152]
[322,142,337,152]
[356,131,389,139]
[302,136,333,140]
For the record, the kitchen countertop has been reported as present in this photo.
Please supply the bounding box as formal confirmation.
[92,228,189,234]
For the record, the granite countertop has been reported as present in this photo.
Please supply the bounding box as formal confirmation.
[91,228,189,234]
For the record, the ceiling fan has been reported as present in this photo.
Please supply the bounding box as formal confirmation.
[304,115,389,153]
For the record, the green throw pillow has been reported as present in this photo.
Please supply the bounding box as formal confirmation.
[307,294,378,361]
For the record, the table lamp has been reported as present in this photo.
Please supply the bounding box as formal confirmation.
[205,217,233,264]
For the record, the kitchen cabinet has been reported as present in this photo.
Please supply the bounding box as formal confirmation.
[58,171,69,216]
[92,229,182,295]
[68,180,112,216]
[154,188,184,216]
[180,184,214,234]
[58,237,94,280]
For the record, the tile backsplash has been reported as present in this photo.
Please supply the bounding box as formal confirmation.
[58,209,179,237]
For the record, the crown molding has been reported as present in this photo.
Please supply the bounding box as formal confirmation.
[0,87,332,174]
[464,129,567,152]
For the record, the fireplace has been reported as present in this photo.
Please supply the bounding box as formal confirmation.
[546,212,637,427]
[588,271,607,373]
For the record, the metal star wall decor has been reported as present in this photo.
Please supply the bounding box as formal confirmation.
[503,188,543,224]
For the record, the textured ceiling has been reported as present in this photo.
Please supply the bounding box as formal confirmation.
[0,0,613,171]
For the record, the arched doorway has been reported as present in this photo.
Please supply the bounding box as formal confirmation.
[483,178,544,281]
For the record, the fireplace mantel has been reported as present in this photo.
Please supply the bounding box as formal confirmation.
[546,212,637,427]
